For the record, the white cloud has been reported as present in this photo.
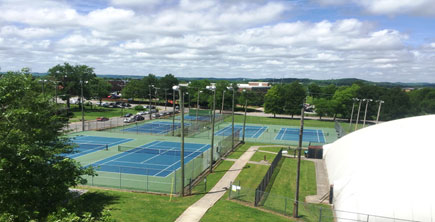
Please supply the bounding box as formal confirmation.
[314,0,435,16]
[0,0,434,82]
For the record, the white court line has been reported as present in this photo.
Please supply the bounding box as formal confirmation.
[280,128,287,140]
[102,141,165,165]
[251,126,266,138]
[115,160,170,167]
[139,146,178,164]
[153,144,209,176]
[316,130,320,143]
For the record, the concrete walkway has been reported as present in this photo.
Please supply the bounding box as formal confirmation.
[175,145,260,222]
[305,159,330,204]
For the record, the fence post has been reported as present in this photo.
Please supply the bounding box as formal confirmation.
[254,189,258,206]
[318,207,322,222]
[238,180,240,197]
[189,178,192,195]
[284,198,287,215]
[146,169,149,192]
[229,181,232,199]
[119,167,122,189]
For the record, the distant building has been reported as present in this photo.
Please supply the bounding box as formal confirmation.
[237,82,271,92]
[402,87,415,92]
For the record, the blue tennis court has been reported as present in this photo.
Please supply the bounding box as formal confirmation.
[177,114,222,121]
[275,128,325,143]
[215,125,267,138]
[66,136,133,158]
[88,141,210,177]
[122,121,190,134]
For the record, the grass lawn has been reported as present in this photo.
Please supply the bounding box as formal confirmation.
[74,160,234,222]
[250,151,277,163]
[226,142,266,159]
[229,115,336,128]
[202,198,294,222]
[68,105,132,122]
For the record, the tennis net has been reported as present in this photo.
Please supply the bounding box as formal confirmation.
[118,145,203,157]
[75,143,108,151]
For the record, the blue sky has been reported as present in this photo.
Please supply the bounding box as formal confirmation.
[0,0,434,82]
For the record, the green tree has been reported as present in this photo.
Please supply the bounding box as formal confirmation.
[313,98,335,119]
[90,78,112,105]
[0,72,94,220]
[283,82,306,118]
[308,83,322,98]
[331,84,360,120]
[158,74,179,102]
[264,85,285,117]
[48,63,97,109]
[188,79,211,108]
[380,87,412,121]
[320,84,337,99]
[121,79,143,101]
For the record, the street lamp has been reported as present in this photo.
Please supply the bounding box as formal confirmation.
[362,99,373,127]
[354,98,363,131]
[349,98,359,132]
[39,79,48,97]
[172,85,185,197]
[376,100,385,124]
[149,85,154,120]
[206,85,216,173]
[196,90,202,124]
[220,90,226,114]
[172,88,176,136]
[164,88,168,110]
[242,89,248,143]
[227,85,235,150]
[80,78,88,131]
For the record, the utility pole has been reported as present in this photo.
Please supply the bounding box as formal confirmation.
[376,100,384,124]
[164,89,168,110]
[227,85,235,150]
[221,90,225,114]
[293,100,305,218]
[172,89,176,136]
[196,89,202,124]
[349,98,359,132]
[149,85,153,120]
[354,99,363,131]
[363,99,373,128]
[80,78,85,131]
[242,90,248,143]
[179,89,185,197]
[207,85,216,173]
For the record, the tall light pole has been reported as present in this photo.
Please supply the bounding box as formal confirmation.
[196,89,202,124]
[293,99,305,218]
[376,100,384,124]
[349,98,359,132]
[39,79,47,97]
[227,85,235,150]
[164,89,168,110]
[80,78,88,131]
[363,99,373,128]
[149,85,154,120]
[206,85,216,173]
[354,99,363,131]
[220,90,225,114]
[154,87,160,109]
[173,85,185,196]
[172,89,176,136]
[242,89,248,143]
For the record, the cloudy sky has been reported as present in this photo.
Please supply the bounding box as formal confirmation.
[0,0,434,82]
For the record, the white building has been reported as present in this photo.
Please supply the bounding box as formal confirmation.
[323,115,435,222]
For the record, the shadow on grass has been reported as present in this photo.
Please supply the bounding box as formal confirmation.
[213,165,250,173]
[67,191,120,218]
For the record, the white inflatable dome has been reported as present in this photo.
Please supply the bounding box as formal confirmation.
[323,115,435,222]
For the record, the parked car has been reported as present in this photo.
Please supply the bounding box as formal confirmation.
[123,117,135,123]
[134,115,145,121]
[124,113,133,117]
[152,113,161,118]
[96,117,109,121]
[150,109,158,113]
[100,102,109,107]
[137,111,146,115]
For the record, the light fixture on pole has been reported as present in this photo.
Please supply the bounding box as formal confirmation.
[149,85,154,120]
[227,85,235,150]
[349,98,359,132]
[242,89,248,143]
[206,85,216,173]
[293,98,306,218]
[196,90,202,124]
[173,85,185,196]
[362,99,373,127]
[39,79,47,97]
[354,98,363,131]
[220,90,225,114]
[172,88,176,136]
[376,100,384,124]
[164,88,168,110]
[80,78,88,131]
